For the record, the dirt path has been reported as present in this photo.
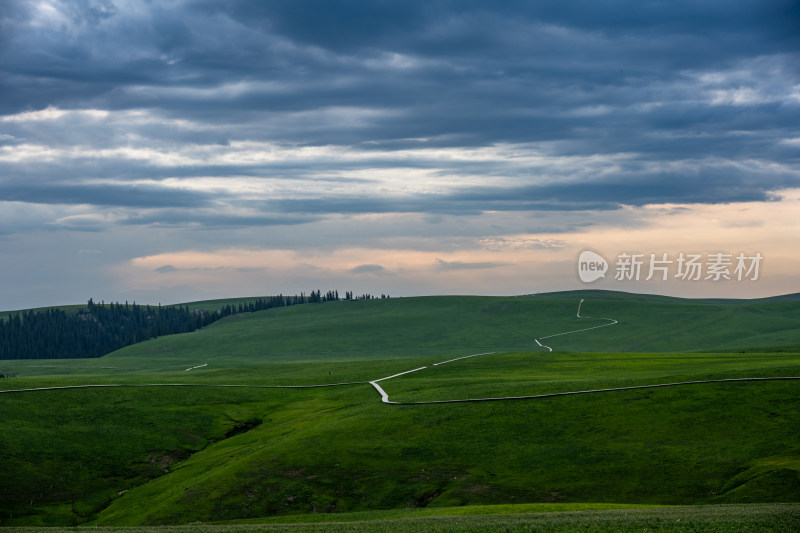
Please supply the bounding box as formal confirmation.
[2,299,797,405]
[533,299,617,351]
[373,299,620,403]
[0,381,369,394]
[369,299,798,404]
[373,376,800,405]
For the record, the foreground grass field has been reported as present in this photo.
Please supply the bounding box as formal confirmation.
[2,504,799,532]
[1,291,799,528]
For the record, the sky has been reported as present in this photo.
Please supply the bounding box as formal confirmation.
[1,0,799,309]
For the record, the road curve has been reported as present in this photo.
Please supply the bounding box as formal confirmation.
[372,299,796,405]
[533,299,617,351]
[2,299,797,407]
[374,376,800,405]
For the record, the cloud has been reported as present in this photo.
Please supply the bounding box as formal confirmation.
[154,264,226,274]
[118,211,319,229]
[349,264,387,275]
[52,213,114,232]
[0,1,798,307]
[480,237,566,250]
[0,182,218,209]
[435,258,506,271]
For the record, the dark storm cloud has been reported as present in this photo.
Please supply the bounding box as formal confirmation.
[119,211,319,229]
[267,156,795,215]
[221,0,798,60]
[269,195,616,216]
[1,0,798,218]
[0,182,216,209]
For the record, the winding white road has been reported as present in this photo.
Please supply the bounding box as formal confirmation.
[533,299,617,352]
[2,299,798,405]
[368,299,798,405]
[0,381,370,394]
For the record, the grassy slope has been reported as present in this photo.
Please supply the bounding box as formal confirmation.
[3,294,799,368]
[0,292,799,527]
[4,504,800,533]
[381,350,800,402]
[116,294,800,355]
[88,379,800,525]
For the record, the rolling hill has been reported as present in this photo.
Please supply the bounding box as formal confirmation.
[0,291,798,529]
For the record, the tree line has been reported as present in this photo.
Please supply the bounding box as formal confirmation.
[0,291,388,360]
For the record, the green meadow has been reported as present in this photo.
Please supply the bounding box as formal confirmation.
[1,291,799,530]
[2,504,800,532]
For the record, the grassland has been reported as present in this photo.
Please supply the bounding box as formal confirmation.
[2,504,800,532]
[0,291,798,529]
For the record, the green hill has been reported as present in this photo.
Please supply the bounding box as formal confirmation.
[6,292,798,376]
[124,292,800,357]
[0,291,798,528]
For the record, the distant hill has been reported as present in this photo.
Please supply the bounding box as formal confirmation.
[536,289,800,304]
[94,293,800,366]
[3,291,799,361]
[0,292,365,360]
[534,289,689,303]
